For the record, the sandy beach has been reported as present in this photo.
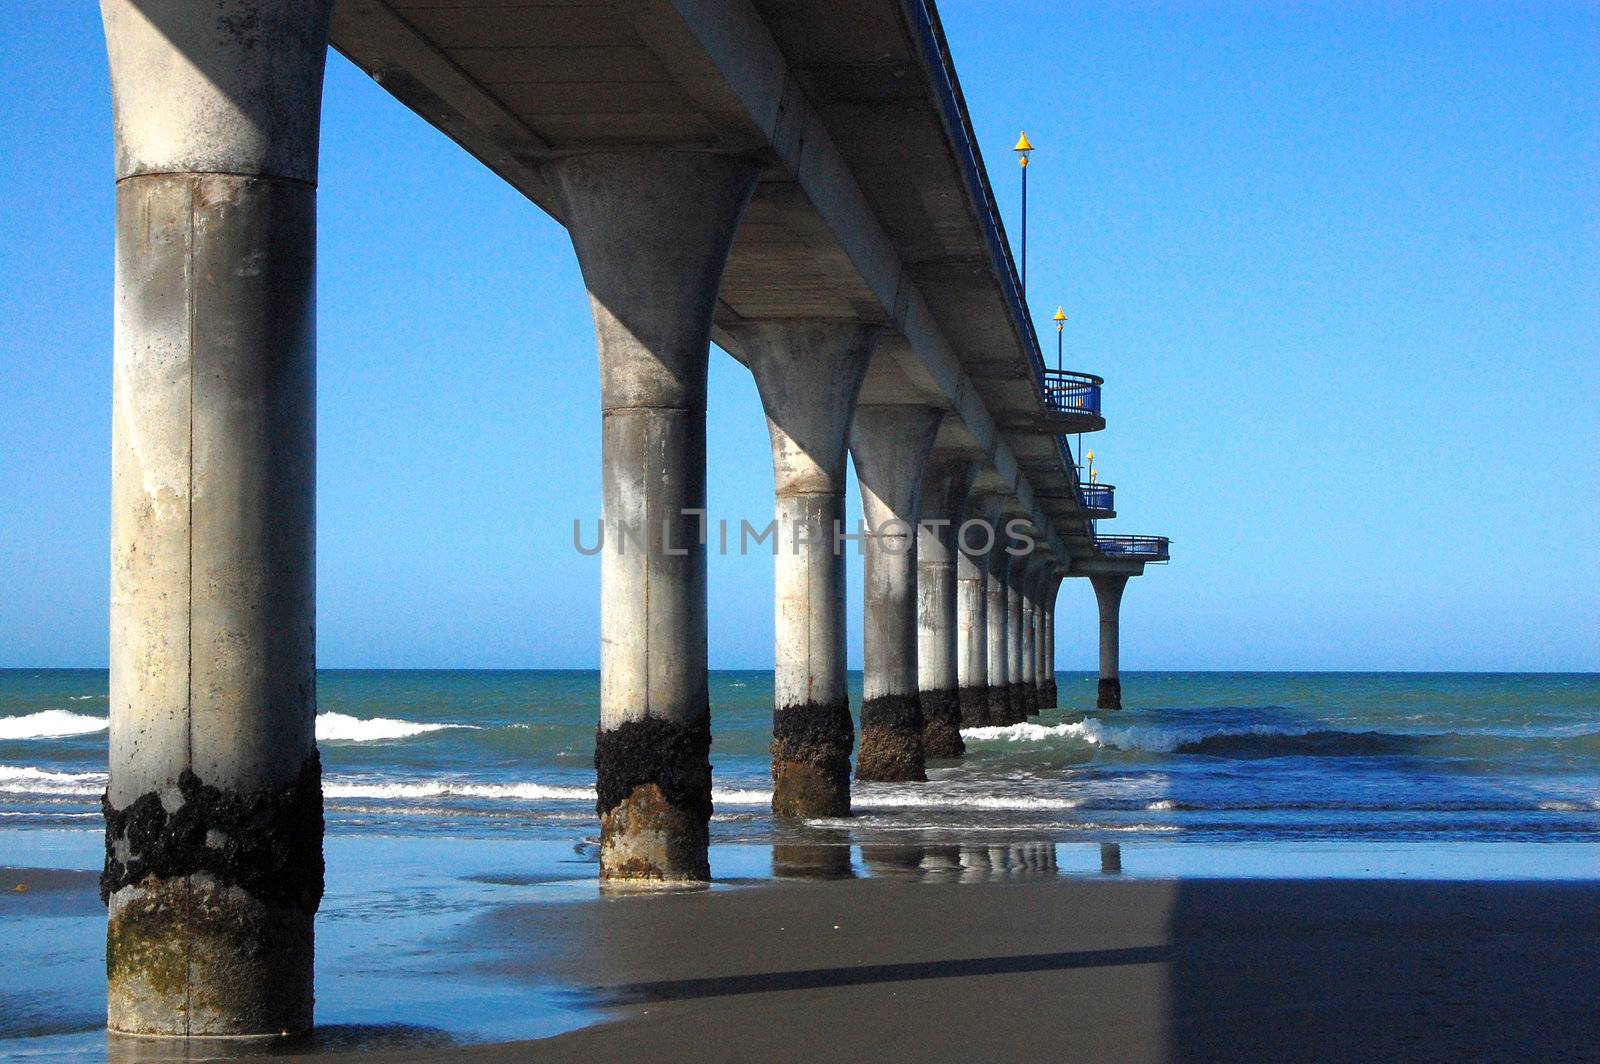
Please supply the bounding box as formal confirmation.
[270,873,1599,1064]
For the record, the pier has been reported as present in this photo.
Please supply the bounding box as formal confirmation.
[97,0,1168,1035]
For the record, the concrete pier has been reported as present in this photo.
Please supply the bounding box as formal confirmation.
[1091,573,1131,711]
[1005,550,1029,721]
[546,151,759,884]
[732,321,877,817]
[99,0,331,1036]
[954,497,993,726]
[850,405,944,781]
[916,456,975,759]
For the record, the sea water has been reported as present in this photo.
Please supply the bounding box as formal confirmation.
[3,669,1596,847]
[3,670,1596,1058]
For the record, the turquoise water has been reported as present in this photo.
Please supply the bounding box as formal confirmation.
[3,669,1596,845]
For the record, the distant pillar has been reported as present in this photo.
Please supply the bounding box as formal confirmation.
[100,0,332,1037]
[1090,573,1131,711]
[731,321,877,817]
[1040,573,1062,708]
[983,533,1013,724]
[954,496,994,726]
[1005,550,1028,721]
[916,456,974,758]
[1018,567,1038,715]
[546,151,759,884]
[850,405,945,781]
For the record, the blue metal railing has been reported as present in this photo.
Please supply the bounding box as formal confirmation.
[1094,535,1170,561]
[1079,483,1115,513]
[1042,369,1102,417]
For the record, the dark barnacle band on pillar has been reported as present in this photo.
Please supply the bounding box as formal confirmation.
[857,693,927,782]
[771,699,855,817]
[594,715,714,883]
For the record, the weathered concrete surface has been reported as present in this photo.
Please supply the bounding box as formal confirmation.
[1005,549,1029,722]
[1018,559,1040,717]
[1039,573,1062,709]
[983,526,1013,725]
[1091,573,1131,711]
[732,321,878,817]
[101,0,331,1036]
[850,404,943,782]
[545,150,760,884]
[954,495,995,726]
[916,456,974,759]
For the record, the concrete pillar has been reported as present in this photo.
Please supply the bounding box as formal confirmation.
[99,0,331,1037]
[954,496,994,726]
[916,456,974,759]
[1019,561,1039,716]
[850,405,945,781]
[983,536,1013,725]
[1091,573,1131,711]
[730,321,877,817]
[545,151,759,884]
[1039,573,1061,709]
[1005,550,1029,721]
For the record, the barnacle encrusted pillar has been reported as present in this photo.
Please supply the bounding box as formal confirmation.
[1091,572,1131,711]
[730,321,877,817]
[100,0,332,1036]
[1005,547,1030,721]
[849,404,945,781]
[915,456,974,758]
[545,151,760,884]
[954,495,994,727]
[983,529,1014,725]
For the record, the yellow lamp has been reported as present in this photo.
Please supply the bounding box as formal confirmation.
[1013,131,1034,167]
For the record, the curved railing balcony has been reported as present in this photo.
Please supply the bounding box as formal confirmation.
[1094,534,1170,562]
[1040,369,1105,433]
[1079,483,1115,516]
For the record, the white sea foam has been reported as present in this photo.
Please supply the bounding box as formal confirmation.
[960,718,1310,754]
[315,712,477,743]
[0,765,106,796]
[0,710,110,740]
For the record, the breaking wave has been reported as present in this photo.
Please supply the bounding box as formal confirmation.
[315,713,477,743]
[0,711,109,741]
[961,720,1600,759]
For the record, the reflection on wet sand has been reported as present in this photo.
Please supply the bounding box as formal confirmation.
[859,842,1060,882]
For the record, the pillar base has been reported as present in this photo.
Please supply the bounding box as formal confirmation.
[856,695,927,782]
[771,699,854,818]
[1005,683,1028,724]
[919,688,965,759]
[595,717,712,884]
[1022,685,1040,717]
[957,687,989,728]
[1042,680,1058,709]
[101,756,323,1036]
[1097,677,1123,711]
[987,687,1015,727]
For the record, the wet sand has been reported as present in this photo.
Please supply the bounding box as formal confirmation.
[278,875,1599,1063]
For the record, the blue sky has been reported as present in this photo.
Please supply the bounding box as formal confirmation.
[1,2,1595,671]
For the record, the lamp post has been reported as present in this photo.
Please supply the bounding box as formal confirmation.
[1053,306,1066,372]
[1014,131,1033,298]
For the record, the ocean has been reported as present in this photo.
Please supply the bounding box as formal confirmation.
[4,669,1597,1058]
[3,669,1597,848]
